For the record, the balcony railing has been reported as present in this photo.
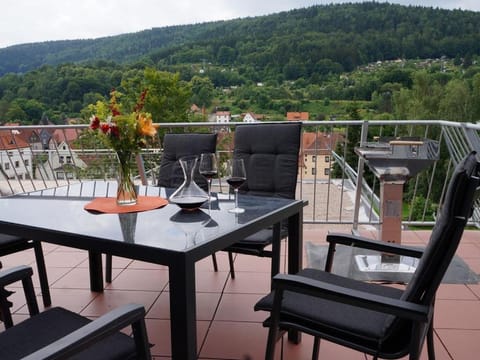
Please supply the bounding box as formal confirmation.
[0,120,479,229]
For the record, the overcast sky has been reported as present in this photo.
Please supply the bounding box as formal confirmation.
[1,0,479,49]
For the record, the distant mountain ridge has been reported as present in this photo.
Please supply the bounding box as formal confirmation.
[1,2,479,76]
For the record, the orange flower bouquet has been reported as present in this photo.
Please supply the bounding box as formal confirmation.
[89,89,157,205]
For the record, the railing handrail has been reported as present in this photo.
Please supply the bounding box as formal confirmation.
[0,120,478,229]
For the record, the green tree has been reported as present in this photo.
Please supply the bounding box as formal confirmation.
[122,68,192,123]
[439,79,470,122]
[190,76,215,108]
[5,102,28,122]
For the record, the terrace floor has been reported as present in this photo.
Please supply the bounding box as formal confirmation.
[1,224,479,359]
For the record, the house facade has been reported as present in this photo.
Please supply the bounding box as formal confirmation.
[300,132,343,180]
[37,129,87,180]
[0,132,33,181]
[215,111,231,123]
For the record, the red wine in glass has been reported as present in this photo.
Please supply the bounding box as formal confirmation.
[199,153,218,201]
[227,158,246,213]
[226,176,246,189]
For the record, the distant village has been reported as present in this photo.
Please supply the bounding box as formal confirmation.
[0,111,344,190]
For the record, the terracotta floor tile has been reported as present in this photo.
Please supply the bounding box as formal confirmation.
[43,288,99,313]
[193,270,229,293]
[1,228,479,360]
[200,321,268,359]
[195,254,222,272]
[436,284,478,300]
[128,260,168,270]
[230,253,275,273]
[44,250,89,267]
[223,270,271,294]
[105,268,169,291]
[146,318,209,357]
[467,283,480,299]
[283,336,367,360]
[215,293,266,322]
[104,255,133,269]
[147,291,221,321]
[80,289,159,317]
[0,249,36,267]
[463,257,480,274]
[435,299,480,329]
[456,243,480,259]
[50,267,93,290]
[436,329,480,360]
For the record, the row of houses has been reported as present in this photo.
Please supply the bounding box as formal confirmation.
[203,110,310,123]
[0,123,87,184]
[0,116,342,186]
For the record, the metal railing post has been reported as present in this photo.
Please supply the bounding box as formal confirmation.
[352,120,370,233]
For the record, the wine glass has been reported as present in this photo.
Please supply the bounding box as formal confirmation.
[226,158,247,213]
[199,153,218,201]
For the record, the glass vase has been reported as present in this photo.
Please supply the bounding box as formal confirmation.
[116,151,137,206]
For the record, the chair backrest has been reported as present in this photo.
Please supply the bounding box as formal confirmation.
[157,133,217,191]
[404,151,480,305]
[234,123,302,199]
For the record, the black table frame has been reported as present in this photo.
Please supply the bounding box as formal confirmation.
[0,182,305,359]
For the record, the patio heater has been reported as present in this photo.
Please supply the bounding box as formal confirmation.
[354,137,439,272]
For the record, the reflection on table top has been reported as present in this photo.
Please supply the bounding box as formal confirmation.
[0,181,304,264]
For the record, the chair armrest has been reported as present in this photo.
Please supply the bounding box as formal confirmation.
[0,265,33,287]
[0,265,39,326]
[21,303,151,360]
[326,232,425,258]
[272,273,430,323]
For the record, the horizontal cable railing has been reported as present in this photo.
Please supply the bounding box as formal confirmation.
[0,120,478,229]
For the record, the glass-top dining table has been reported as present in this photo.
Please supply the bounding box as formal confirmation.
[0,181,306,359]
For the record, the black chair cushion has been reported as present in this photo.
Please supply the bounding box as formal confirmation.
[255,268,404,342]
[0,307,137,360]
[157,133,217,191]
[234,123,301,199]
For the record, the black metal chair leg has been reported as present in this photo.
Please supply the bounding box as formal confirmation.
[427,321,436,360]
[312,337,320,360]
[228,251,235,279]
[211,253,218,272]
[105,254,112,283]
[33,241,51,307]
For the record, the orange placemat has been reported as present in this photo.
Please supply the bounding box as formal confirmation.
[84,196,169,214]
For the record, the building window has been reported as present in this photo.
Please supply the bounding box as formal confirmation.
[57,172,65,180]
[25,159,29,166]
[15,160,20,168]
[312,155,316,162]
[311,168,316,175]
[59,156,64,163]
[66,156,72,164]
[324,168,330,176]
[4,163,9,170]
[325,156,330,162]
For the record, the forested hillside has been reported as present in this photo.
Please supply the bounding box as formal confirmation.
[1,2,479,77]
[1,2,480,125]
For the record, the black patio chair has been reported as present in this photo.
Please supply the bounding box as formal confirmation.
[0,234,51,307]
[222,122,302,279]
[0,265,151,359]
[255,150,480,360]
[105,133,218,282]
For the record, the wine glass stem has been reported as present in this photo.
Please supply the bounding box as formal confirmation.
[207,179,212,211]
[234,188,239,209]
